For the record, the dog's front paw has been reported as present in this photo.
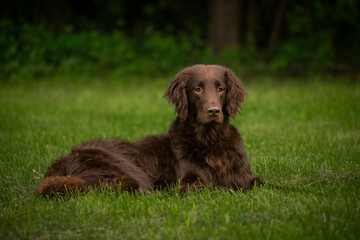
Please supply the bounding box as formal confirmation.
[180,181,205,194]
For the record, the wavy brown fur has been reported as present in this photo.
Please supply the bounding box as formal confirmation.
[38,64,262,197]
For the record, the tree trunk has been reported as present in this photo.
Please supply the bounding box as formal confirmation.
[267,0,288,52]
[210,0,240,56]
[246,0,257,46]
[31,0,71,31]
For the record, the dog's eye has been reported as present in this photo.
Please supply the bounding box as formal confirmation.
[218,86,224,93]
[194,87,202,93]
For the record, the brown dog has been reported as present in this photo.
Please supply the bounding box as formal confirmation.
[37,64,262,196]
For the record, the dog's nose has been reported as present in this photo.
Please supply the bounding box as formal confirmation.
[208,106,220,117]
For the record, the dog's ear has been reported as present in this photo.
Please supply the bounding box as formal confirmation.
[225,68,247,117]
[164,71,189,120]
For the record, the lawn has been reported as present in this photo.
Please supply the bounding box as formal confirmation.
[0,77,359,239]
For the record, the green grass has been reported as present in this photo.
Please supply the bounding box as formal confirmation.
[0,77,359,239]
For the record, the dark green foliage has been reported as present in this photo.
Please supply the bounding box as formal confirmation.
[0,21,207,80]
[269,0,360,74]
[0,0,359,80]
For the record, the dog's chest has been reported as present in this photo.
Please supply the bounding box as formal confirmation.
[181,143,235,172]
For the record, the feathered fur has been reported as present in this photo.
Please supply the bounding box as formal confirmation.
[37,64,261,197]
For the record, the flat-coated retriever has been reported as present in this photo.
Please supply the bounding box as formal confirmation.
[37,64,262,196]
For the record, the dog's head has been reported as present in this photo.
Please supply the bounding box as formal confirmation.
[165,64,246,124]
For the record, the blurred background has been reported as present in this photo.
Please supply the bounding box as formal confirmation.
[1,0,359,81]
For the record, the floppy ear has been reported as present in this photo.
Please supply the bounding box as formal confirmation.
[225,68,247,117]
[164,71,189,120]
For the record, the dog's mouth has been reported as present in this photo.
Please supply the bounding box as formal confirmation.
[198,114,224,125]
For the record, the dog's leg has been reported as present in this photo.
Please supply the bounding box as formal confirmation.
[37,175,86,197]
[38,143,153,197]
[179,171,207,193]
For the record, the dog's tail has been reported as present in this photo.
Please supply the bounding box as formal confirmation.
[37,175,86,198]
